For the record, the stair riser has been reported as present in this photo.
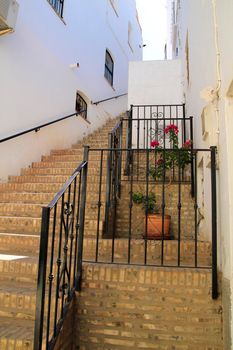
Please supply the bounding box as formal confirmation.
[0,216,103,234]
[20,168,108,176]
[0,182,108,193]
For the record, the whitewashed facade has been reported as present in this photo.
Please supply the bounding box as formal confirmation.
[0,0,142,180]
[166,0,233,348]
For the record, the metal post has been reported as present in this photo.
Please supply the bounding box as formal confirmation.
[211,146,218,299]
[190,117,195,197]
[33,207,50,350]
[104,134,113,237]
[125,105,133,175]
[182,103,186,142]
[76,146,89,291]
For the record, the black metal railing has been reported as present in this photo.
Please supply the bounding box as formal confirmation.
[0,109,86,144]
[48,0,64,18]
[124,104,194,192]
[82,147,218,299]
[104,119,124,238]
[33,148,89,350]
[92,93,127,105]
[127,104,190,149]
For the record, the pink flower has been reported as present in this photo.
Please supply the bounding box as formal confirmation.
[151,140,160,148]
[165,124,179,135]
[156,158,164,165]
[182,140,192,148]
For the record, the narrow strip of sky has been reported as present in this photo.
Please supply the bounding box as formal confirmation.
[136,0,167,61]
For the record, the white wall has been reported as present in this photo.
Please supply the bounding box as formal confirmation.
[169,0,233,347]
[0,0,142,181]
[128,60,184,106]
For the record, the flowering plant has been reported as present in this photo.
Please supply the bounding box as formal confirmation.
[149,124,192,181]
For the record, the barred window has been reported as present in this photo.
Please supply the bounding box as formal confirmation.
[76,93,87,120]
[104,50,114,86]
[48,0,64,18]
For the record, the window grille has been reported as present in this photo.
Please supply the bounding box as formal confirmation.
[48,0,64,18]
[76,93,87,120]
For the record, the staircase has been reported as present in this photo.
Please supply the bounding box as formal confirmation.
[0,114,223,349]
[0,117,119,349]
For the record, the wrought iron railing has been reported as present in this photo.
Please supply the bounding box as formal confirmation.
[92,93,127,105]
[0,109,87,144]
[33,148,89,350]
[124,104,194,194]
[83,147,218,299]
[104,119,124,238]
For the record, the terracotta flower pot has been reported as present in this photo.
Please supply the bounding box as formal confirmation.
[144,214,171,239]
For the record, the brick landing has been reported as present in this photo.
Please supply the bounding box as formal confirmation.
[74,263,223,350]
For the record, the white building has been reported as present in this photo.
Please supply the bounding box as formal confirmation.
[166,0,233,348]
[0,0,142,181]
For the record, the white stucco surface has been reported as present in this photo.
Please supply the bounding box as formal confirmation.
[0,0,142,180]
[167,0,233,347]
[128,60,183,107]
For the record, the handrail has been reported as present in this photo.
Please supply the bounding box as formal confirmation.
[48,161,88,209]
[131,103,185,107]
[92,93,127,105]
[0,109,86,144]
[34,148,89,350]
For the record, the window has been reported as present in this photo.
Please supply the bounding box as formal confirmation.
[48,0,64,18]
[104,50,114,86]
[76,93,87,120]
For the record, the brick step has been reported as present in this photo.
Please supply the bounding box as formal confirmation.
[49,147,122,156]
[0,281,36,320]
[72,142,109,149]
[0,316,34,350]
[0,192,106,208]
[0,233,40,254]
[9,175,69,184]
[0,182,63,193]
[0,255,38,284]
[0,216,103,234]
[42,154,107,162]
[0,192,54,204]
[21,167,108,177]
[0,201,106,218]
[0,181,107,193]
[31,160,109,169]
[74,264,223,350]
[82,238,212,267]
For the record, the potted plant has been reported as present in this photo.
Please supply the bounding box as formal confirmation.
[132,192,171,239]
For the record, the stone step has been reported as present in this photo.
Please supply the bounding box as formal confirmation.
[0,317,34,350]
